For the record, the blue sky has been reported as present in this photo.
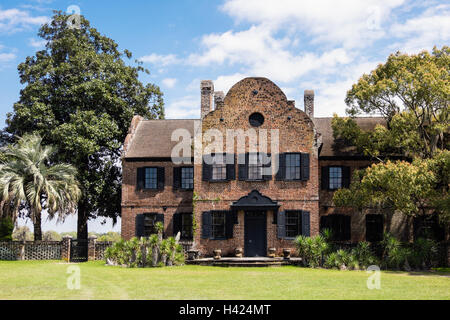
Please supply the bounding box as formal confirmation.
[0,0,448,233]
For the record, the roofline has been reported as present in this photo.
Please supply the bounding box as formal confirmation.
[313,116,384,119]
[140,118,199,122]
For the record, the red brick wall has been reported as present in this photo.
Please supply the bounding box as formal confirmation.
[121,160,193,240]
[194,78,320,256]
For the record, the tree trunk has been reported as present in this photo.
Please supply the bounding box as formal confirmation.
[152,247,159,267]
[77,202,88,240]
[33,211,42,241]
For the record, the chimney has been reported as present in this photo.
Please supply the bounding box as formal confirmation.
[214,91,225,109]
[201,80,214,119]
[304,90,314,119]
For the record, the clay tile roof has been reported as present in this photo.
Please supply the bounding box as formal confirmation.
[124,119,196,158]
[124,117,386,159]
[314,117,386,157]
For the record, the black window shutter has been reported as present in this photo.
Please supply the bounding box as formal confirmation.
[225,212,234,239]
[226,154,236,181]
[202,156,212,181]
[342,166,351,188]
[172,213,181,237]
[137,168,145,190]
[321,166,329,190]
[263,153,272,180]
[232,211,238,224]
[301,153,310,181]
[156,213,164,225]
[135,214,145,237]
[275,153,286,181]
[277,211,286,239]
[173,167,181,190]
[157,167,165,190]
[238,153,248,181]
[302,211,310,237]
[320,216,330,232]
[201,211,212,239]
[343,215,351,241]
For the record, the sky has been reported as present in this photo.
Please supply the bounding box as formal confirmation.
[0,0,448,233]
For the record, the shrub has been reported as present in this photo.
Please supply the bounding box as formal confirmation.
[105,235,184,268]
[295,234,330,268]
[0,217,14,241]
[409,238,438,270]
[351,242,378,269]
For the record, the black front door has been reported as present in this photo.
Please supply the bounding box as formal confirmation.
[244,211,267,257]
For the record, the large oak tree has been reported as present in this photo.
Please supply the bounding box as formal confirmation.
[332,47,449,230]
[5,12,164,239]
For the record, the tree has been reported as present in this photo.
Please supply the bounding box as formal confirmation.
[337,46,449,159]
[4,12,164,239]
[12,226,33,241]
[97,231,121,242]
[332,47,449,228]
[0,133,81,240]
[43,230,62,241]
[334,151,450,224]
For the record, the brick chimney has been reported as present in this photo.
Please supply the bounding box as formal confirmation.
[214,91,225,109]
[304,90,314,119]
[201,80,214,119]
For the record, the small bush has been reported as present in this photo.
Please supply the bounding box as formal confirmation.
[295,234,330,268]
[351,242,378,269]
[0,217,14,241]
[104,235,184,268]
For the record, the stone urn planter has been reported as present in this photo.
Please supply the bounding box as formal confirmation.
[268,248,276,258]
[187,249,200,261]
[213,249,222,260]
[235,247,243,258]
[283,249,291,260]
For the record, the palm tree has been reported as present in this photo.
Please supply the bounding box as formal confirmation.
[0,133,81,240]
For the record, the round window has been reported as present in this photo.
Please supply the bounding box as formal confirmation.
[249,112,264,127]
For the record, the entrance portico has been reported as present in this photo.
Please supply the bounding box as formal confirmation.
[231,190,279,257]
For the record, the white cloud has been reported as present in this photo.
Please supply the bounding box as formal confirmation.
[389,4,450,53]
[188,25,353,83]
[162,78,178,88]
[221,0,405,48]
[300,60,381,117]
[213,73,249,94]
[165,95,200,119]
[139,53,181,67]
[0,52,16,63]
[0,8,48,33]
[28,38,46,48]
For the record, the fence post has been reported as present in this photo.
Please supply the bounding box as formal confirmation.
[88,235,97,261]
[62,236,72,262]
[19,240,26,260]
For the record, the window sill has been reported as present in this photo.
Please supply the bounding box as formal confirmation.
[209,179,229,183]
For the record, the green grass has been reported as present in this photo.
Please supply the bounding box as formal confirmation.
[0,261,449,300]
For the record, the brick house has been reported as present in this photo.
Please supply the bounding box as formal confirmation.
[121,77,446,257]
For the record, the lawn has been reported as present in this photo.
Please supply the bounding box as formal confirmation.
[0,261,449,300]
